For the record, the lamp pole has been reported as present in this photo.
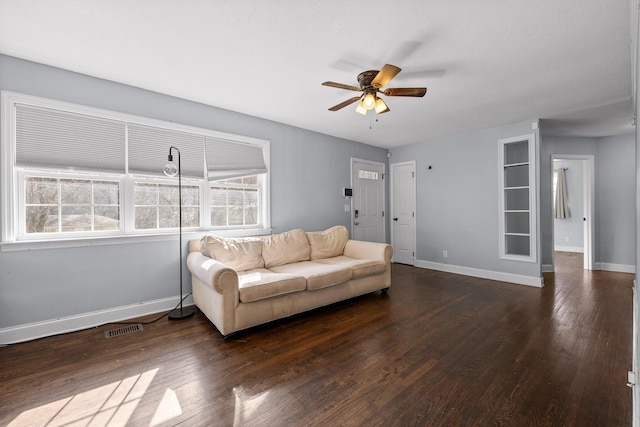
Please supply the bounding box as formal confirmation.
[164,146,195,320]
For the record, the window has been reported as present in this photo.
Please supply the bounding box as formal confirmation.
[358,170,379,180]
[24,175,120,234]
[134,181,200,230]
[211,176,260,227]
[1,91,270,243]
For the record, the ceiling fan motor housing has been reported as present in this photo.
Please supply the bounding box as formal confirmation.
[357,70,380,89]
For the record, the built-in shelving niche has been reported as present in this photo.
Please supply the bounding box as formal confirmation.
[498,133,537,262]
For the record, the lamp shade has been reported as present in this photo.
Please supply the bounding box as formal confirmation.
[163,162,178,177]
[363,93,376,110]
[374,98,390,114]
[355,100,367,115]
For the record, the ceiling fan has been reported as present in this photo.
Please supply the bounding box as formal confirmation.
[322,64,427,115]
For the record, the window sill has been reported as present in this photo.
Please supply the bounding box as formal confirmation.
[0,227,272,252]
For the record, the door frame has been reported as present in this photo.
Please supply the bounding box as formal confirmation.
[551,154,595,270]
[390,160,416,265]
[350,157,386,242]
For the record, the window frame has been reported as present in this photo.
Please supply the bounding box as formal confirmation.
[210,176,263,230]
[18,168,125,239]
[1,91,271,248]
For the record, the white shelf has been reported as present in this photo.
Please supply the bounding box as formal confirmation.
[498,133,537,263]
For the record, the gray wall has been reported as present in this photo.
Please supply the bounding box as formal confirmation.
[540,133,635,269]
[0,55,388,330]
[598,133,636,266]
[553,159,584,250]
[390,120,541,279]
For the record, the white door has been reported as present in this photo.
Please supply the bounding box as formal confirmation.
[391,161,416,265]
[351,159,385,243]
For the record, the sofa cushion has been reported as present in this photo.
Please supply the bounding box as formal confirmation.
[261,229,310,268]
[200,235,264,272]
[237,269,307,303]
[269,261,352,290]
[306,225,349,260]
[313,256,387,279]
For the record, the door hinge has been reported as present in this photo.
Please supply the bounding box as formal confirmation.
[411,171,415,178]
[412,212,415,217]
[382,211,385,217]
[382,173,385,179]
[628,371,636,387]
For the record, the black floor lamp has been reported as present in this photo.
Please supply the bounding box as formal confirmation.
[163,146,195,320]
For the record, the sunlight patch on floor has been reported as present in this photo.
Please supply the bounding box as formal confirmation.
[150,388,182,426]
[9,368,162,427]
[233,386,272,427]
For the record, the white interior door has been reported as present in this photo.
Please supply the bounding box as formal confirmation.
[391,161,416,265]
[351,159,385,243]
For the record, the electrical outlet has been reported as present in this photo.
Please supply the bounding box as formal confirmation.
[443,250,448,258]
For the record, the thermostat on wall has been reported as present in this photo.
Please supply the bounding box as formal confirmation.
[343,188,353,198]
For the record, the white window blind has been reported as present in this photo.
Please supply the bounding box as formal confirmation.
[128,124,205,178]
[206,137,267,181]
[15,104,126,172]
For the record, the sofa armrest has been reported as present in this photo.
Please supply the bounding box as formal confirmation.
[343,240,393,262]
[186,252,239,294]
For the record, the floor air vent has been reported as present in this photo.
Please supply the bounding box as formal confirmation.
[104,323,143,339]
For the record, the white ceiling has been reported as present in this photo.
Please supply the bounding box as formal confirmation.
[0,1,635,149]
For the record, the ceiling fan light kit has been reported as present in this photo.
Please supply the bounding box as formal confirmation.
[322,63,426,116]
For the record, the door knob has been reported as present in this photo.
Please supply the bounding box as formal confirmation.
[393,218,398,221]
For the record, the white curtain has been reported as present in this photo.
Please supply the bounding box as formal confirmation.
[554,168,570,219]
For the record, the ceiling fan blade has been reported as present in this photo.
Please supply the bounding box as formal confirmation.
[371,64,402,88]
[383,87,427,97]
[328,96,362,111]
[322,81,362,92]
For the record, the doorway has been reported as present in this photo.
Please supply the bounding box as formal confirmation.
[351,158,385,243]
[551,154,595,270]
[390,161,416,265]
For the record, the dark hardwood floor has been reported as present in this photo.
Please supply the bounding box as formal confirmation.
[0,252,633,426]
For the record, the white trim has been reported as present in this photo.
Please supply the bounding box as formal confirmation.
[542,264,554,273]
[0,295,194,345]
[1,91,17,242]
[415,259,544,288]
[0,228,272,252]
[554,245,585,253]
[595,262,636,274]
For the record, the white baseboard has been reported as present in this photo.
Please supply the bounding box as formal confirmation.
[546,261,635,274]
[595,262,636,274]
[542,264,554,273]
[0,295,194,345]
[554,245,584,253]
[415,260,544,288]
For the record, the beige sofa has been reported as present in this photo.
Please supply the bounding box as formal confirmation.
[186,225,393,337]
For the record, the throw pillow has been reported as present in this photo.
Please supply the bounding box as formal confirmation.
[306,225,349,260]
[200,235,264,271]
[261,229,310,268]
